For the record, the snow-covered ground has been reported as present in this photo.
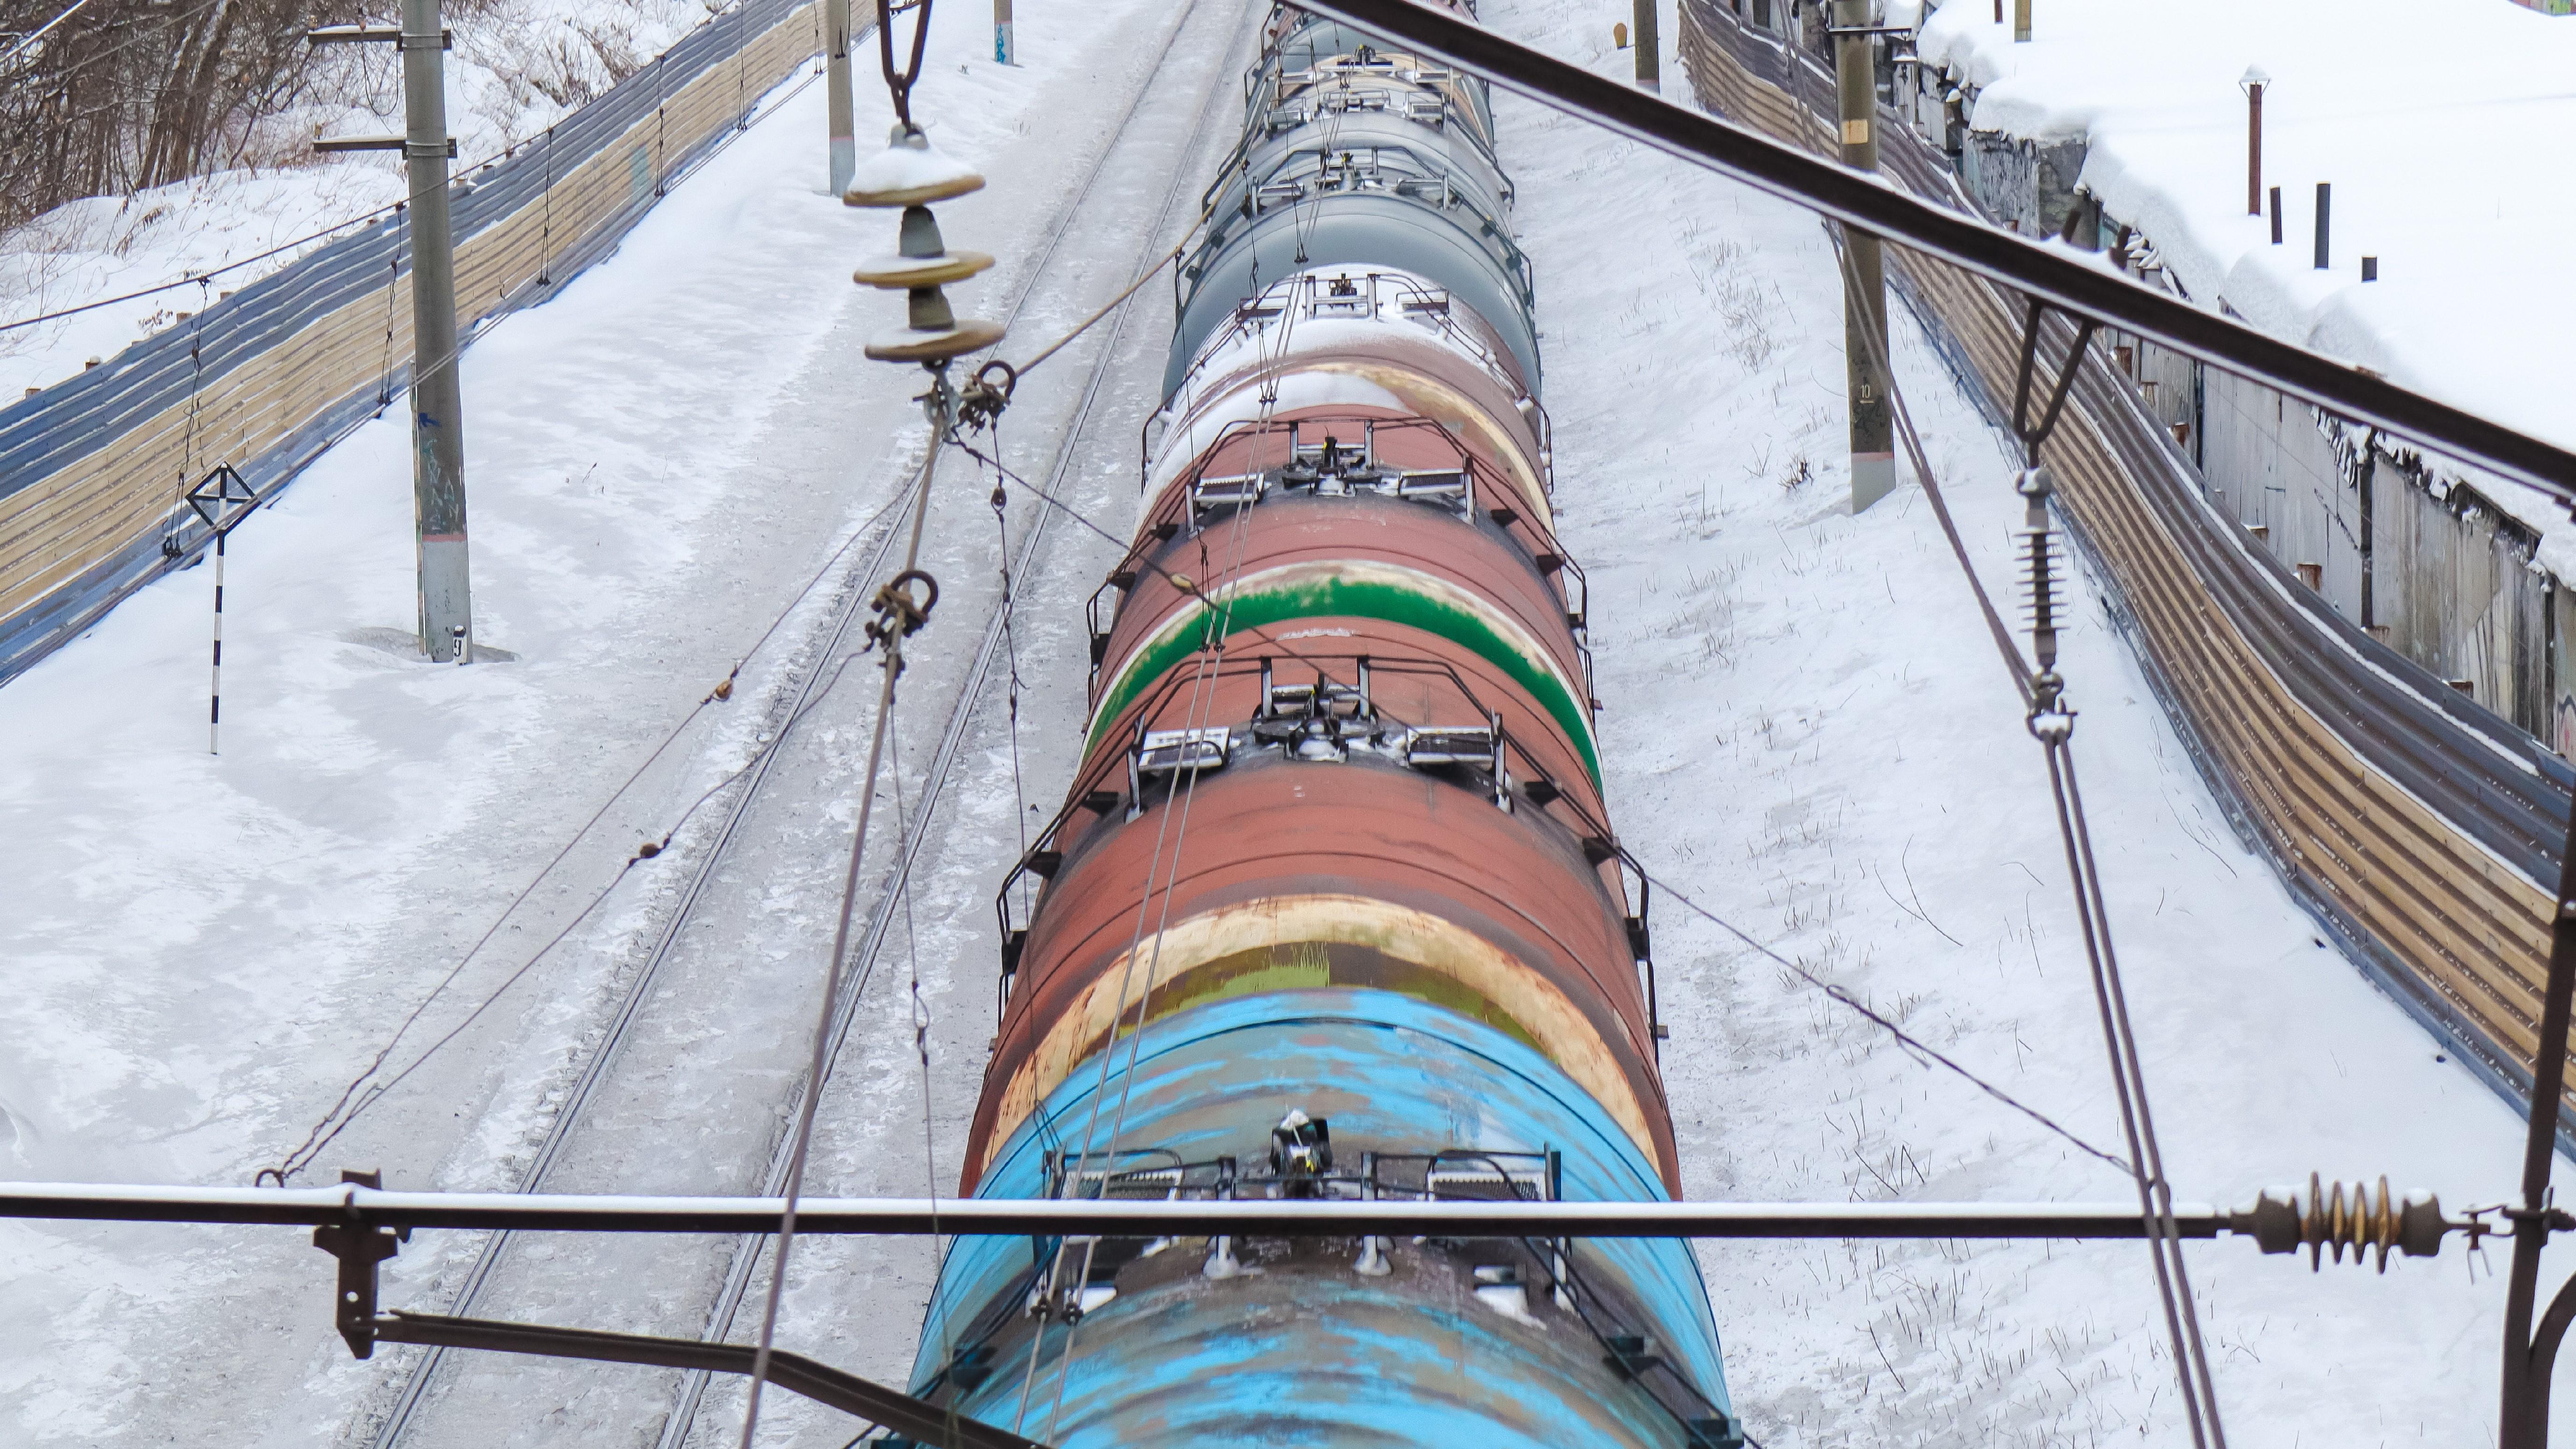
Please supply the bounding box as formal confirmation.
[1517,0,2576,1442]
[7,0,2575,1444]
[0,0,719,399]
[1914,0,2576,556]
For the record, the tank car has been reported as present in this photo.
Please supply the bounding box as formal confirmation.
[899,7,1740,1445]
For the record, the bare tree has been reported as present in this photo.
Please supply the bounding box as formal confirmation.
[0,0,364,231]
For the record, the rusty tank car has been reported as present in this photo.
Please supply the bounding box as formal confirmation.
[900,6,1740,1445]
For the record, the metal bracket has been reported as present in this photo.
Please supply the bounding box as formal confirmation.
[2007,296,2100,459]
[311,1168,407,1358]
[366,1312,1048,1448]
[305,24,451,46]
[311,135,459,158]
[303,1168,1045,1445]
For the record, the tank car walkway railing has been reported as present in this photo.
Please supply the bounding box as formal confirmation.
[1667,0,2576,1133]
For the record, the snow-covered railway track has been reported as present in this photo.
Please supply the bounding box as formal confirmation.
[361,2,1254,1443]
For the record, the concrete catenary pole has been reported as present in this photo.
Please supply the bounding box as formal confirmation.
[1631,0,1658,92]
[1834,0,1894,511]
[995,0,1014,64]
[402,0,470,661]
[827,0,856,193]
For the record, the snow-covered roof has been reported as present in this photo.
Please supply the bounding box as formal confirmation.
[1917,0,2576,546]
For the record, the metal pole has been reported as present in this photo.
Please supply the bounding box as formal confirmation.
[1631,0,1658,93]
[0,1181,2243,1239]
[995,0,1014,65]
[2313,181,2331,271]
[2500,800,2576,1447]
[1834,0,1894,511]
[2245,81,2264,216]
[827,0,856,193]
[401,0,469,663]
[208,532,226,754]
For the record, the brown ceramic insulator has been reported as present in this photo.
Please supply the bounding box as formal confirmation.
[967,750,1675,1193]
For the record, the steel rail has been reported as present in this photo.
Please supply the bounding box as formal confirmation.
[0,1181,2231,1239]
[1294,0,2576,506]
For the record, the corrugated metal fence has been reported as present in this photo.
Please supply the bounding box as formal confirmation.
[0,0,822,683]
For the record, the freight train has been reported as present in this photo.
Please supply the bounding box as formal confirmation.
[903,6,1739,1443]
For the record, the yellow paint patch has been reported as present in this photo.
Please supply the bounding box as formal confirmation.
[984,894,1660,1176]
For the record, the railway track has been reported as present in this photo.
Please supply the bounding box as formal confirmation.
[360,4,1256,1443]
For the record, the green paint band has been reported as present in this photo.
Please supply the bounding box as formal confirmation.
[1089,567,1599,786]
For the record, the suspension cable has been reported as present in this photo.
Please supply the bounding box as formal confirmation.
[2006,288,2226,1447]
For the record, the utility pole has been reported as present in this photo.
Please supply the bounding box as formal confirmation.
[1631,0,1658,93]
[2498,798,2576,1449]
[2013,0,2031,41]
[308,0,470,663]
[1833,0,1894,512]
[995,0,1014,64]
[827,0,856,193]
[401,0,469,661]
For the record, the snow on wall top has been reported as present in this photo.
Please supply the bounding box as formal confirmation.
[1914,0,2576,544]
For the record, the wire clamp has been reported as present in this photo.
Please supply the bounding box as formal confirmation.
[957,359,1017,431]
[865,568,940,653]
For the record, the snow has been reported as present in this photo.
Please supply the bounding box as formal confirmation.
[0,0,720,399]
[844,124,989,202]
[1913,0,2576,551]
[1513,0,2576,1440]
[5,0,2574,1443]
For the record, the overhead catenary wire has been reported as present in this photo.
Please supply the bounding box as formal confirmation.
[646,8,1236,1431]
[730,1,960,1438]
[0,0,101,61]
[1988,261,2225,1444]
[1021,482,1258,1443]
[947,420,2131,1185]
[1798,37,2208,1418]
